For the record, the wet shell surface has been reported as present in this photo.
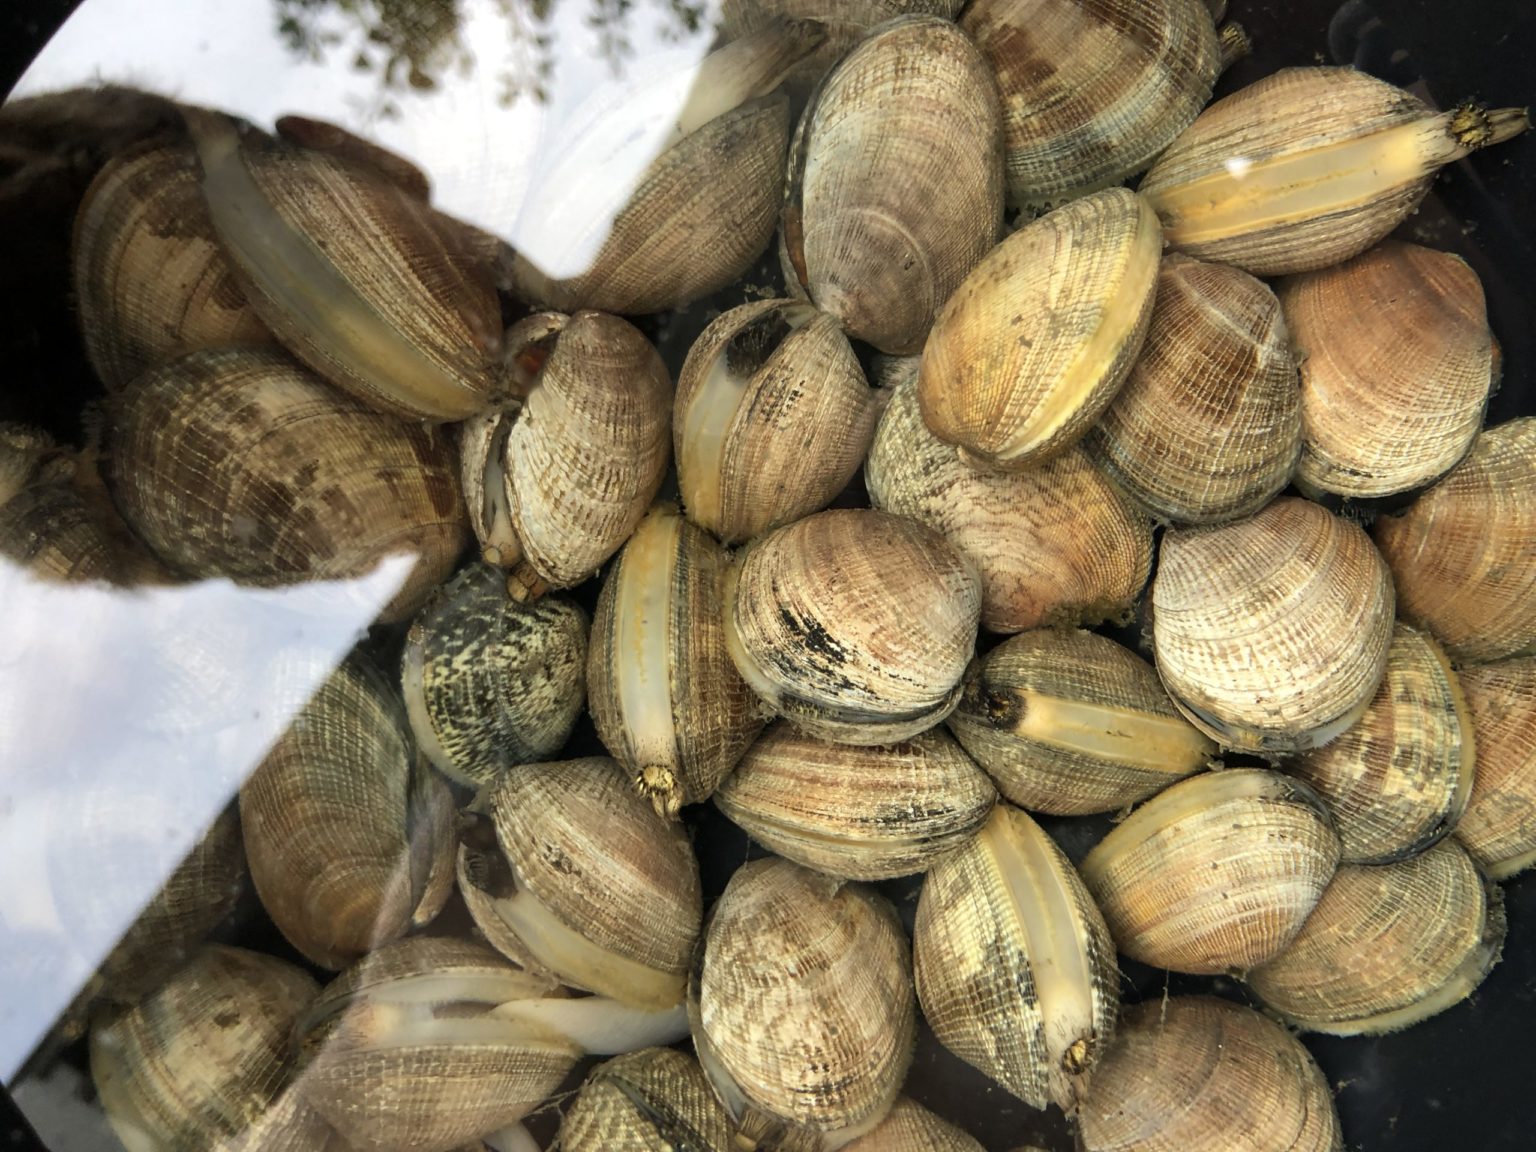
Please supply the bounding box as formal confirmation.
[841,1097,986,1152]
[1288,624,1473,865]
[1080,768,1341,975]
[713,721,997,880]
[781,15,1003,355]
[914,803,1118,1112]
[1077,996,1343,1152]
[1373,417,1536,665]
[401,562,589,790]
[557,1048,736,1152]
[1152,496,1395,752]
[674,299,879,545]
[724,507,982,744]
[1246,838,1506,1035]
[948,628,1215,816]
[105,346,467,623]
[917,188,1162,471]
[1086,253,1300,524]
[868,363,1152,633]
[588,503,766,817]
[962,0,1223,208]
[1455,657,1536,879]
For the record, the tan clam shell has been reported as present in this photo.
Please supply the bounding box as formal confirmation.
[1140,67,1530,276]
[72,142,274,392]
[588,504,766,817]
[1077,996,1343,1152]
[1246,838,1506,1034]
[690,858,915,1140]
[1152,496,1395,752]
[868,363,1152,633]
[841,1097,985,1152]
[917,188,1162,471]
[1086,254,1300,524]
[1080,768,1341,974]
[674,299,879,545]
[962,0,1222,208]
[724,507,982,744]
[557,1048,737,1152]
[714,721,997,880]
[947,628,1215,816]
[781,15,1004,355]
[915,803,1118,1112]
[1373,417,1536,665]
[0,472,127,583]
[240,653,453,970]
[1281,241,1494,499]
[1288,624,1474,865]
[105,346,467,623]
[1455,656,1536,879]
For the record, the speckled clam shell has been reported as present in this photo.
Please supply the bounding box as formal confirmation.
[1152,497,1395,752]
[0,471,127,583]
[674,299,879,545]
[1077,997,1343,1152]
[724,507,982,744]
[1080,769,1341,975]
[1288,625,1474,865]
[1140,67,1530,276]
[915,803,1118,1112]
[962,0,1222,208]
[106,346,467,623]
[948,629,1215,816]
[714,721,996,880]
[781,16,1004,355]
[1247,839,1506,1035]
[558,1048,737,1152]
[841,1097,986,1152]
[1087,254,1300,524]
[1456,657,1536,879]
[589,504,765,817]
[917,188,1162,471]
[1281,241,1494,499]
[690,858,915,1140]
[1373,418,1536,665]
[401,563,589,789]
[868,363,1152,633]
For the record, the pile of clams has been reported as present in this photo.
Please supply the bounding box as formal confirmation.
[3,1,1534,1150]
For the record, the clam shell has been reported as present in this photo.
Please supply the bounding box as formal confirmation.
[1152,496,1395,752]
[558,1048,736,1152]
[917,188,1162,471]
[0,474,128,583]
[841,1097,985,1152]
[1455,656,1536,879]
[1246,838,1506,1034]
[1080,768,1341,974]
[782,15,1004,355]
[1373,417,1536,665]
[714,721,997,880]
[868,363,1152,633]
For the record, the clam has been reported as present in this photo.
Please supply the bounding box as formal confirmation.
[724,507,982,744]
[460,310,671,593]
[1077,996,1343,1152]
[105,346,468,623]
[691,859,914,1144]
[588,504,766,817]
[917,188,1162,471]
[1455,656,1536,879]
[1373,417,1536,665]
[714,721,997,880]
[1140,66,1530,275]
[842,1098,985,1152]
[1152,497,1396,752]
[457,756,702,1010]
[674,299,880,545]
[781,15,1004,354]
[401,563,589,790]
[947,628,1215,816]
[1080,769,1341,975]
[1288,624,1474,865]
[557,1048,737,1152]
[273,113,432,200]
[915,803,1118,1112]
[1086,253,1300,524]
[867,363,1153,633]
[1247,839,1506,1034]
[241,652,454,970]
[1281,241,1494,500]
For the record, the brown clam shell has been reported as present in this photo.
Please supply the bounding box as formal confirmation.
[841,1097,986,1152]
[1456,656,1536,879]
[558,1048,737,1152]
